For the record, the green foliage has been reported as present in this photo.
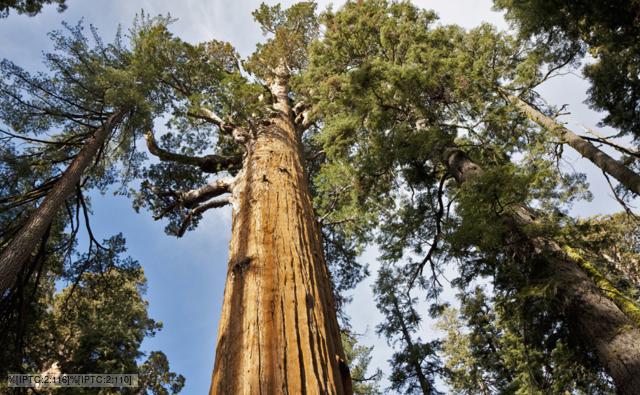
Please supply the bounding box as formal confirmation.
[374,263,441,394]
[494,0,640,139]
[436,307,490,394]
[52,267,160,374]
[4,3,636,394]
[0,19,173,351]
[437,289,615,394]
[123,20,241,233]
[342,332,382,395]
[304,1,623,392]
[558,213,640,325]
[246,2,319,81]
[562,213,640,289]
[0,0,66,17]
[139,351,187,395]
[0,18,188,393]
[304,0,583,259]
[129,15,261,236]
[0,18,171,198]
[0,235,184,394]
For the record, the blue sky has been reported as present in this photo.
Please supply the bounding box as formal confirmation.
[0,1,632,393]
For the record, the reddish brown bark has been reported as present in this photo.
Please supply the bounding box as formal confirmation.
[209,78,351,394]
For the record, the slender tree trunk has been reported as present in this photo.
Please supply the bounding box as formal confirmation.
[390,297,432,395]
[0,110,125,295]
[209,77,352,394]
[508,94,640,195]
[444,148,640,394]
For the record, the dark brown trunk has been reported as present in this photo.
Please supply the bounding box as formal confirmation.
[445,148,640,394]
[0,111,125,295]
[510,95,640,196]
[209,78,351,394]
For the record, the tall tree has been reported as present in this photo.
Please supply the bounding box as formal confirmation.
[304,0,640,392]
[132,4,352,393]
[0,20,166,295]
[444,147,640,393]
[374,264,441,394]
[0,234,185,394]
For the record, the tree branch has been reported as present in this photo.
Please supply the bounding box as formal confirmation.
[602,171,640,219]
[177,197,231,237]
[152,177,233,221]
[579,127,640,160]
[144,131,242,173]
[409,173,447,290]
[185,107,238,134]
[180,178,233,208]
[0,128,83,147]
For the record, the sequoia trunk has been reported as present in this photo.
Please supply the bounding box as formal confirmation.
[209,79,351,394]
[0,110,125,295]
[445,148,640,394]
[509,95,640,196]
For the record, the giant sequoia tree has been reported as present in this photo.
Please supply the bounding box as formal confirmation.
[3,1,640,393]
[132,4,352,393]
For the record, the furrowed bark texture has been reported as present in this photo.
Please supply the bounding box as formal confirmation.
[0,110,125,295]
[210,79,351,394]
[445,148,640,394]
[510,95,640,196]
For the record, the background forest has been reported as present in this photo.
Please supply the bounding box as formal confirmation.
[0,0,639,394]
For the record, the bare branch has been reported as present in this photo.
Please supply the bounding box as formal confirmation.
[180,178,233,208]
[177,197,231,237]
[409,173,447,289]
[0,128,83,147]
[76,187,107,251]
[152,177,233,221]
[185,107,238,134]
[602,171,640,219]
[144,131,242,173]
[579,125,640,160]
[0,176,61,209]
[197,108,225,127]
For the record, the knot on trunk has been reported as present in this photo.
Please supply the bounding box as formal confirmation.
[231,256,252,277]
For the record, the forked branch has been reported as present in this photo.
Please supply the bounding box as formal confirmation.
[177,197,231,237]
[152,177,234,222]
[150,177,233,237]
